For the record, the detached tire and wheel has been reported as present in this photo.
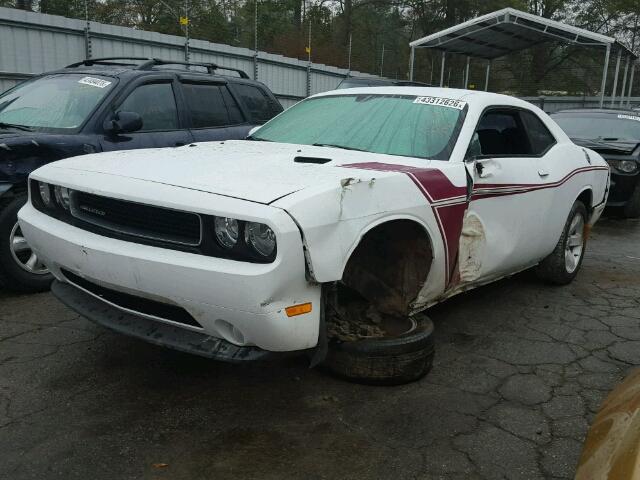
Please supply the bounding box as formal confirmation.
[324,314,435,386]
[0,195,53,293]
[536,200,588,285]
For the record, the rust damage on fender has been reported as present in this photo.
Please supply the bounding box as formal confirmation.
[340,221,433,318]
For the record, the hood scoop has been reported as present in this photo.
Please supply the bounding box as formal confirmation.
[294,156,332,164]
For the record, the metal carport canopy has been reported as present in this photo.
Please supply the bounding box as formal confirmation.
[408,8,637,108]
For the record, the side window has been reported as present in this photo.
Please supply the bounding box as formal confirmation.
[182,83,231,128]
[233,84,275,123]
[521,110,556,155]
[475,110,532,156]
[118,82,178,131]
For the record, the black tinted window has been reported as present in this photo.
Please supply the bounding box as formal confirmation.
[476,110,531,156]
[221,88,244,124]
[234,84,274,123]
[118,82,178,131]
[521,111,556,154]
[183,83,230,128]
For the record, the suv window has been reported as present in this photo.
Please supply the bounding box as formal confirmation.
[475,110,531,156]
[521,110,556,154]
[233,84,274,123]
[182,83,244,128]
[118,82,178,131]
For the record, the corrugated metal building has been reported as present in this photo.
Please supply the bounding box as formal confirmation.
[0,6,380,108]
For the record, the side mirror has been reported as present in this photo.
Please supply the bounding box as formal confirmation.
[465,132,483,161]
[246,125,261,138]
[103,111,143,134]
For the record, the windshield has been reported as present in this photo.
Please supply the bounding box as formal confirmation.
[0,74,116,132]
[553,113,640,142]
[252,94,466,160]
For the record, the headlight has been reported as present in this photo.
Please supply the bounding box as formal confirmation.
[245,222,276,257]
[38,181,52,207]
[54,186,71,210]
[609,159,638,173]
[214,217,239,248]
[618,160,638,173]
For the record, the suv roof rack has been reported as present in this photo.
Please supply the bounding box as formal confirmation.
[65,57,250,79]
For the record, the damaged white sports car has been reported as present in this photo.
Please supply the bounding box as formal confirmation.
[19,87,609,384]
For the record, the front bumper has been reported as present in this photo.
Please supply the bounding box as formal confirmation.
[607,170,639,207]
[19,203,322,353]
[51,281,291,361]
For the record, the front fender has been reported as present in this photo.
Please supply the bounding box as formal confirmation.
[273,173,448,294]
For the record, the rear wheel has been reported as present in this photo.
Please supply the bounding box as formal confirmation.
[0,195,53,293]
[535,200,588,285]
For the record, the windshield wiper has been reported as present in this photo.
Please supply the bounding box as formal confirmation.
[312,142,366,152]
[246,135,272,142]
[0,122,32,132]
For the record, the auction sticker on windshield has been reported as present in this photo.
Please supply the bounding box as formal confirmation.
[413,96,467,110]
[78,77,112,88]
[618,114,640,122]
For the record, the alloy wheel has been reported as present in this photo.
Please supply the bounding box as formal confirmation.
[564,213,585,274]
[9,221,49,275]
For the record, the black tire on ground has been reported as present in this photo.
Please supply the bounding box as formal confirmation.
[535,200,588,285]
[0,195,53,293]
[323,315,435,386]
[623,181,640,218]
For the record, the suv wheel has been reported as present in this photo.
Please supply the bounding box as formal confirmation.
[0,195,53,293]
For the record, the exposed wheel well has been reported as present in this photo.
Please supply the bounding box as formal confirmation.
[340,220,433,317]
[577,189,593,214]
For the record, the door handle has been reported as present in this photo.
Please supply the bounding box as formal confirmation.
[175,142,185,147]
[538,169,549,177]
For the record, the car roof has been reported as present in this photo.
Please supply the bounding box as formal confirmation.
[552,108,638,115]
[312,86,536,108]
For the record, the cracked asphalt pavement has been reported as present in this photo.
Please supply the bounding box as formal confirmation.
[1,216,639,480]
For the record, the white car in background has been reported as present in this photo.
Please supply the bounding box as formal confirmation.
[18,87,609,384]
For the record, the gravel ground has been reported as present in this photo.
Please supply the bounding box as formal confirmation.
[0,215,638,480]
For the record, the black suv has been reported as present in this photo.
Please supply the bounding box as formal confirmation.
[0,57,283,293]
[552,109,640,218]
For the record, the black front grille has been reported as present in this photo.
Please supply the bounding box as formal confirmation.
[61,269,202,328]
[71,191,201,246]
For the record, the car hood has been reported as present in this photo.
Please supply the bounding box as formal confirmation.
[44,140,418,204]
[571,137,640,156]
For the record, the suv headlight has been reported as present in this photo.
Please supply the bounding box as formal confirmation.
[245,222,276,258]
[609,159,638,173]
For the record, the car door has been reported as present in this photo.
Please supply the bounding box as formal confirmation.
[463,107,556,281]
[178,76,252,142]
[99,75,193,152]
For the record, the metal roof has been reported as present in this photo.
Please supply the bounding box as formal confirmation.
[409,8,636,60]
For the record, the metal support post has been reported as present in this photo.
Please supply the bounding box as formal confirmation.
[599,44,611,108]
[610,49,622,107]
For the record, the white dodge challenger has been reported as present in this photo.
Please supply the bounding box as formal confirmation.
[18,87,609,384]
